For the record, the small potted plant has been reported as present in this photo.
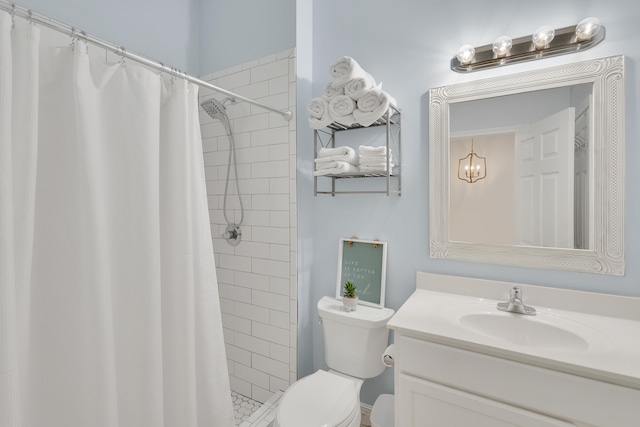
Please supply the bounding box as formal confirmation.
[342,280,358,312]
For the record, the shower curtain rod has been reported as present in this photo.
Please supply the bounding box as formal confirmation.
[0,1,293,121]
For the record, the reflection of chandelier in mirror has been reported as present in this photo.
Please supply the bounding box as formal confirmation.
[457,139,486,183]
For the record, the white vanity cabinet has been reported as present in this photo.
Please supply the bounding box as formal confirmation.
[388,273,640,427]
[394,335,639,427]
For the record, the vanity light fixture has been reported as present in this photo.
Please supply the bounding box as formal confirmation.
[451,17,605,72]
[457,139,486,184]
[575,17,601,41]
[456,44,475,65]
[532,26,555,49]
[492,36,513,57]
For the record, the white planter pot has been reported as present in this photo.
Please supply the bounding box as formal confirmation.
[343,296,358,312]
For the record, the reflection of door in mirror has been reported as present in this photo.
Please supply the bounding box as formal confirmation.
[574,96,592,250]
[515,108,575,249]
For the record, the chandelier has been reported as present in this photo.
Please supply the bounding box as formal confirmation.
[457,139,486,184]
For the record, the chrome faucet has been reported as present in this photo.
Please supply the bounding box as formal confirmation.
[497,286,536,316]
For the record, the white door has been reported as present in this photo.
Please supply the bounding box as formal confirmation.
[515,108,575,248]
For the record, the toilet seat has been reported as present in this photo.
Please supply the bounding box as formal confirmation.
[277,370,359,427]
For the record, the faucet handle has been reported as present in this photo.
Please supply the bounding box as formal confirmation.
[511,286,522,300]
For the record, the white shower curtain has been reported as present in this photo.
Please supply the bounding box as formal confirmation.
[0,12,233,427]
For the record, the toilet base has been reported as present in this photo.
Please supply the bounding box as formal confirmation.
[371,394,394,427]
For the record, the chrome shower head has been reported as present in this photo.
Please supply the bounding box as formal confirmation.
[200,98,228,121]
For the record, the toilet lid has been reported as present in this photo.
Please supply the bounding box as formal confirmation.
[277,370,358,427]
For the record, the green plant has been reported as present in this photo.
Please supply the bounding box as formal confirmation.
[343,281,357,298]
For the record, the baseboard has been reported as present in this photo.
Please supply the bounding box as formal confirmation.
[360,402,373,426]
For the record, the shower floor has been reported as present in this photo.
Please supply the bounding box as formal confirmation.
[233,391,283,427]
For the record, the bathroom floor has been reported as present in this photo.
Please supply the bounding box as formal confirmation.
[233,391,282,427]
[233,391,370,427]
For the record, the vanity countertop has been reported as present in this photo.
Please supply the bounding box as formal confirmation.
[388,273,640,390]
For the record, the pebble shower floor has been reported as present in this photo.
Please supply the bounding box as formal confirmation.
[232,392,261,424]
[232,391,283,426]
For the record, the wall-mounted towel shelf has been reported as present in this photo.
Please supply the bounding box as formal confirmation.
[313,106,401,196]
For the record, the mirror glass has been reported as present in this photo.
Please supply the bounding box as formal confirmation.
[429,56,625,275]
[449,83,593,250]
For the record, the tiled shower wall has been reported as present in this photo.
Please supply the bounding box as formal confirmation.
[198,48,297,403]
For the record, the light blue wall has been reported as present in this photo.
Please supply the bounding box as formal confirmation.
[12,0,640,409]
[14,0,200,74]
[295,0,315,387]
[198,0,296,74]
[296,0,640,405]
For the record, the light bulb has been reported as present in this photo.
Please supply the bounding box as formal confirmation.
[575,17,601,41]
[492,36,513,57]
[532,26,555,49]
[456,44,475,65]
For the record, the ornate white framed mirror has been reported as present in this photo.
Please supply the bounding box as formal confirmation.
[429,55,625,275]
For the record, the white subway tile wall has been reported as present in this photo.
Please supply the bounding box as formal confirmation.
[199,48,297,403]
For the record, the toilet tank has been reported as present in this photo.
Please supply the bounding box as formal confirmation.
[318,296,395,379]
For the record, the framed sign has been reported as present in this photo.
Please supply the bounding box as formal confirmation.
[336,238,387,308]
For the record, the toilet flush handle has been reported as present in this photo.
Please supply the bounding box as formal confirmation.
[318,317,323,325]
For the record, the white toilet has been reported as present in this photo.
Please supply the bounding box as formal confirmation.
[275,296,395,427]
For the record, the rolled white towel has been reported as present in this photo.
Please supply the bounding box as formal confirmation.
[329,56,371,88]
[315,152,359,166]
[315,161,343,170]
[328,95,357,126]
[343,76,379,101]
[321,82,345,101]
[353,89,397,127]
[308,97,333,129]
[316,156,359,166]
[313,162,359,176]
[318,146,356,158]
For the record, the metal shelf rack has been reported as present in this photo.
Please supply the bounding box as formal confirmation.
[313,105,401,196]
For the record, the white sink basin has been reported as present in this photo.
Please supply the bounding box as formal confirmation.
[444,302,611,352]
[386,273,640,390]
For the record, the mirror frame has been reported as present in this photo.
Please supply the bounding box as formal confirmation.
[429,55,625,275]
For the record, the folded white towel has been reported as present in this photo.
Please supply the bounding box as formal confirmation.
[328,95,357,126]
[360,162,395,169]
[321,82,345,101]
[313,162,359,176]
[360,164,395,173]
[318,146,356,158]
[360,154,392,160]
[359,156,393,166]
[344,76,379,101]
[360,151,392,157]
[353,89,397,127]
[359,145,390,155]
[329,56,371,88]
[308,97,333,129]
